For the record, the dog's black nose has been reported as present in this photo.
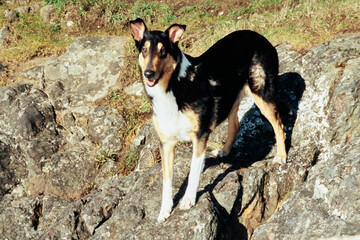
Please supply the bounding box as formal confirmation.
[144,70,155,79]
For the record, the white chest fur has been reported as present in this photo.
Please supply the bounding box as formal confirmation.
[146,85,193,141]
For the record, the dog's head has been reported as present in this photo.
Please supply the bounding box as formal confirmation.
[130,18,186,89]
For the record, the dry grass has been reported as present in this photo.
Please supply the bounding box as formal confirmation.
[1,0,359,83]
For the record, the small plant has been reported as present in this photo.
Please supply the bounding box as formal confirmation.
[50,22,61,32]
[110,91,121,100]
[86,182,95,192]
[95,150,117,169]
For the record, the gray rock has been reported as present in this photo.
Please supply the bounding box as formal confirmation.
[90,146,222,240]
[40,197,73,229]
[15,6,30,14]
[79,175,137,235]
[0,27,10,45]
[0,196,41,239]
[252,137,360,240]
[124,82,145,96]
[45,147,97,199]
[40,4,55,23]
[1,35,130,204]
[0,141,27,201]
[42,36,128,110]
[130,120,160,172]
[212,171,241,214]
[0,83,65,198]
[87,106,125,153]
[37,200,83,239]
[251,34,360,240]
[4,9,19,23]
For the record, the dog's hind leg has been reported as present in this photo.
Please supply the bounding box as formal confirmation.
[179,134,208,210]
[218,100,241,157]
[158,139,177,222]
[251,93,287,164]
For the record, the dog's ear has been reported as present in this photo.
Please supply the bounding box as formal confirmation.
[130,18,147,43]
[166,24,186,44]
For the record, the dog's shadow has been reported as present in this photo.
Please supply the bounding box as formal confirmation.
[173,72,305,239]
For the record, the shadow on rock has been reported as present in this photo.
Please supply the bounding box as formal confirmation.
[224,72,305,167]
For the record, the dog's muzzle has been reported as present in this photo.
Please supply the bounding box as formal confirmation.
[144,70,160,87]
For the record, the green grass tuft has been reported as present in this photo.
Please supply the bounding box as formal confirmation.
[95,150,117,169]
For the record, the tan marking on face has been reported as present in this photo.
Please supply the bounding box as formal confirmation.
[156,54,177,91]
[138,41,177,91]
[157,42,163,51]
[138,41,151,83]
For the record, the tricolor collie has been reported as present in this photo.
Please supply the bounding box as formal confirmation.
[130,18,287,222]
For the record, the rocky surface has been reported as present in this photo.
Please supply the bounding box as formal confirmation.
[39,4,55,23]
[0,31,359,240]
[0,27,10,45]
[0,36,128,239]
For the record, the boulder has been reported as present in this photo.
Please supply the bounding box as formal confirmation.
[0,83,65,199]
[43,36,127,109]
[252,34,360,240]
[0,36,129,221]
[252,137,360,240]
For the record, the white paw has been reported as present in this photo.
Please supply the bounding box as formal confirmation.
[273,155,287,165]
[179,196,195,210]
[157,206,172,223]
[211,149,224,157]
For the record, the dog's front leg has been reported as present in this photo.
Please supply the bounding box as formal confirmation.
[158,139,177,222]
[179,134,208,210]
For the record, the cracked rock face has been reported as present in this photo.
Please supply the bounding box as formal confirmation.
[0,33,359,240]
[0,37,128,238]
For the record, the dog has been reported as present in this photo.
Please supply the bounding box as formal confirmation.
[130,18,287,222]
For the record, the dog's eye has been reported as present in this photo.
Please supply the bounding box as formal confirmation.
[142,47,148,55]
[159,47,167,58]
